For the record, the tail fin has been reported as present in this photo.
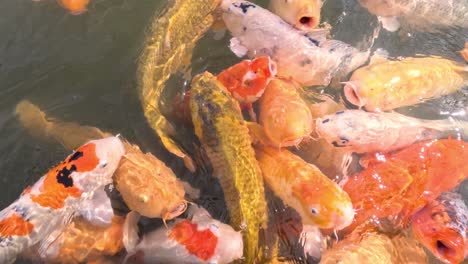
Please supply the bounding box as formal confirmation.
[424,117,468,139]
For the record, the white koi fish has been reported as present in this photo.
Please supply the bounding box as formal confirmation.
[221,0,369,86]
[123,205,243,264]
[357,0,468,32]
[0,137,125,263]
[316,110,468,153]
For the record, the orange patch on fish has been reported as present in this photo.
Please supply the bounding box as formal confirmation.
[0,213,34,237]
[344,138,468,231]
[31,143,100,209]
[57,0,90,15]
[217,56,276,105]
[168,220,218,261]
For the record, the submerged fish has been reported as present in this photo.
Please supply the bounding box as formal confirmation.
[221,0,369,86]
[411,192,468,264]
[321,229,427,263]
[37,215,124,264]
[269,0,322,32]
[343,138,468,231]
[344,56,468,111]
[255,146,354,230]
[258,78,313,147]
[124,206,243,264]
[57,0,90,14]
[15,100,189,221]
[0,137,124,264]
[316,110,468,154]
[357,0,468,32]
[138,0,220,172]
[190,72,268,262]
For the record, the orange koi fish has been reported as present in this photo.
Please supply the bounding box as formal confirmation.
[461,42,468,62]
[343,138,468,232]
[255,146,354,230]
[124,206,243,264]
[57,0,90,15]
[258,78,313,147]
[0,137,125,264]
[344,56,468,111]
[269,0,322,32]
[411,192,467,264]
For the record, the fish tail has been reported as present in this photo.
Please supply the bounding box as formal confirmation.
[424,118,468,138]
[15,100,51,140]
[122,211,141,262]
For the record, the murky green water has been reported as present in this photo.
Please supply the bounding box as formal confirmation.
[1,0,467,263]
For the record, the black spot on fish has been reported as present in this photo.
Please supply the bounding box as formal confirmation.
[68,151,83,162]
[243,26,247,31]
[332,141,346,148]
[336,111,345,115]
[56,164,77,188]
[299,58,312,67]
[234,2,256,13]
[329,47,336,52]
[13,206,28,218]
[322,118,330,124]
[305,35,319,46]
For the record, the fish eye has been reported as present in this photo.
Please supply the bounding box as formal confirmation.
[100,161,108,168]
[339,137,349,144]
[310,207,319,215]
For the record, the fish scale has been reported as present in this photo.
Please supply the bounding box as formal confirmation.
[190,72,268,263]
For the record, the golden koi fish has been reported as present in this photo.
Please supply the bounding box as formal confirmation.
[189,72,268,263]
[269,0,322,32]
[137,0,221,172]
[321,230,427,263]
[255,146,354,230]
[344,56,468,111]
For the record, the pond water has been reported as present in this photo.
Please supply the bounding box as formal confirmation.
[0,0,467,263]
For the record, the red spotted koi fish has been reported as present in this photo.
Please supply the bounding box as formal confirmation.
[124,205,243,264]
[0,137,125,263]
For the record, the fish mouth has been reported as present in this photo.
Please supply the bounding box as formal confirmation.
[343,81,364,108]
[434,239,462,263]
[296,16,318,31]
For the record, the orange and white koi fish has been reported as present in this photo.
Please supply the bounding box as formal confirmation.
[124,205,243,264]
[343,138,468,232]
[357,0,468,32]
[344,56,468,111]
[0,137,124,264]
[255,146,354,230]
[37,215,124,264]
[258,78,313,147]
[221,0,369,86]
[269,0,322,32]
[411,192,468,264]
[217,56,277,118]
[316,110,468,154]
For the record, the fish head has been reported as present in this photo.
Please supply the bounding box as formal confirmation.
[221,0,258,36]
[411,193,468,264]
[217,56,277,104]
[315,111,356,149]
[293,179,354,230]
[269,0,321,32]
[72,136,125,191]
